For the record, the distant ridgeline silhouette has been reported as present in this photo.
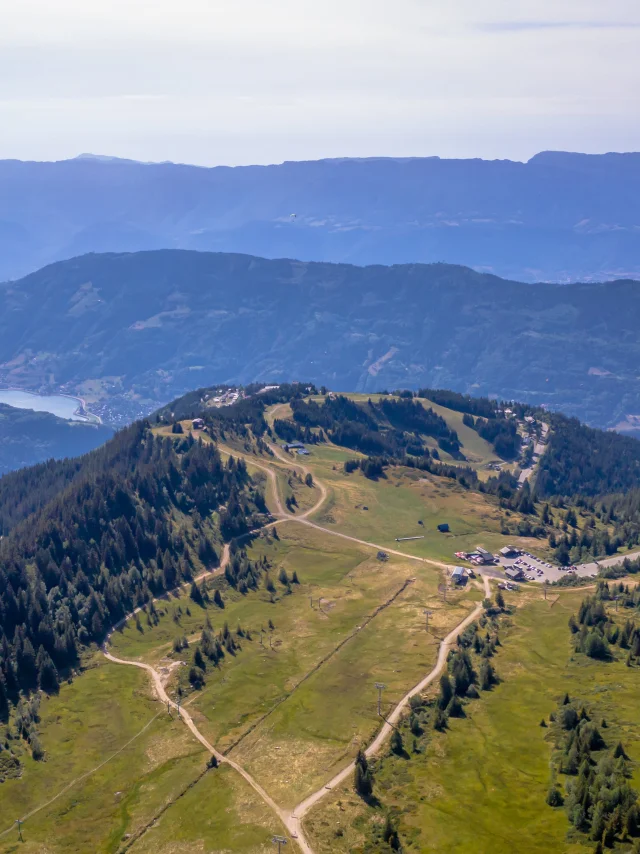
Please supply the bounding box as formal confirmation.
[0,150,639,282]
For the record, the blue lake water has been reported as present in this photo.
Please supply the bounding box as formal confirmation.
[0,389,88,421]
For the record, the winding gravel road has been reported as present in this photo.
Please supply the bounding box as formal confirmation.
[102,439,491,854]
[285,574,491,846]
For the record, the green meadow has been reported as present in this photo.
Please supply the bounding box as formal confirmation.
[305,586,640,854]
[297,442,547,563]
[0,655,209,854]
[109,523,479,808]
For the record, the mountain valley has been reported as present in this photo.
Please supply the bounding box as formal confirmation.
[1,250,639,432]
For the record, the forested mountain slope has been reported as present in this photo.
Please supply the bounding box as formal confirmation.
[1,151,639,283]
[2,250,640,430]
[0,420,265,715]
[0,403,112,474]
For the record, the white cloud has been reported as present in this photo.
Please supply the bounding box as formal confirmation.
[1,0,638,164]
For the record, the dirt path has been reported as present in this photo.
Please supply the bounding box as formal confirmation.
[102,445,489,854]
[285,574,491,846]
[268,441,329,519]
[217,440,327,522]
[296,516,450,570]
[102,647,295,849]
[102,540,294,846]
[221,442,448,571]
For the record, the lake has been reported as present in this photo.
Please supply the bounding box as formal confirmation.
[0,389,91,421]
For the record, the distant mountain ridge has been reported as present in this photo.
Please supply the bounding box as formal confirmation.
[1,249,640,432]
[1,151,639,283]
[0,403,113,474]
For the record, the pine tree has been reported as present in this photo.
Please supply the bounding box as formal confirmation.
[613,741,628,759]
[0,673,8,720]
[36,646,59,693]
[383,815,401,851]
[479,660,495,691]
[447,694,464,718]
[602,822,615,848]
[591,802,606,840]
[213,589,224,608]
[17,637,37,687]
[625,804,639,838]
[189,581,203,605]
[390,728,404,755]
[354,749,373,797]
[495,589,505,610]
[433,708,447,731]
[410,713,422,736]
[355,747,368,771]
[438,673,453,709]
[546,787,564,807]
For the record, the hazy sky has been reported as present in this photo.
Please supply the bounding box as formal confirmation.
[2,0,638,165]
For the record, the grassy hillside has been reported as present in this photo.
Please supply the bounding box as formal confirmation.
[2,251,640,428]
[0,402,112,474]
[3,385,640,854]
[305,585,640,854]
[106,523,478,810]
[291,442,540,563]
[0,653,279,854]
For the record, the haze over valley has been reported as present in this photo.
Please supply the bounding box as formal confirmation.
[1,150,639,284]
[2,3,640,852]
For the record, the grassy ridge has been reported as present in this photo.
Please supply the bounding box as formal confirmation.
[299,443,545,563]
[305,586,640,854]
[109,523,479,809]
[0,656,208,853]
[125,764,278,854]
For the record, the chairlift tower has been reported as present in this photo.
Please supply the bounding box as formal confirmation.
[272,835,288,854]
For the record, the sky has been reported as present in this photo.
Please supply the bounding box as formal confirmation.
[1,0,639,166]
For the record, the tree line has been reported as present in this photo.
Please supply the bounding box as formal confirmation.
[536,414,640,499]
[290,395,463,458]
[0,423,264,720]
[545,692,638,851]
[568,582,640,662]
[353,594,507,853]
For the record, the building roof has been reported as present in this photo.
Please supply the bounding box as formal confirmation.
[505,566,523,579]
[452,566,466,577]
[476,547,492,556]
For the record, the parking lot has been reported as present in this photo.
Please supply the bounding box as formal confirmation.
[457,546,640,585]
[496,552,597,584]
